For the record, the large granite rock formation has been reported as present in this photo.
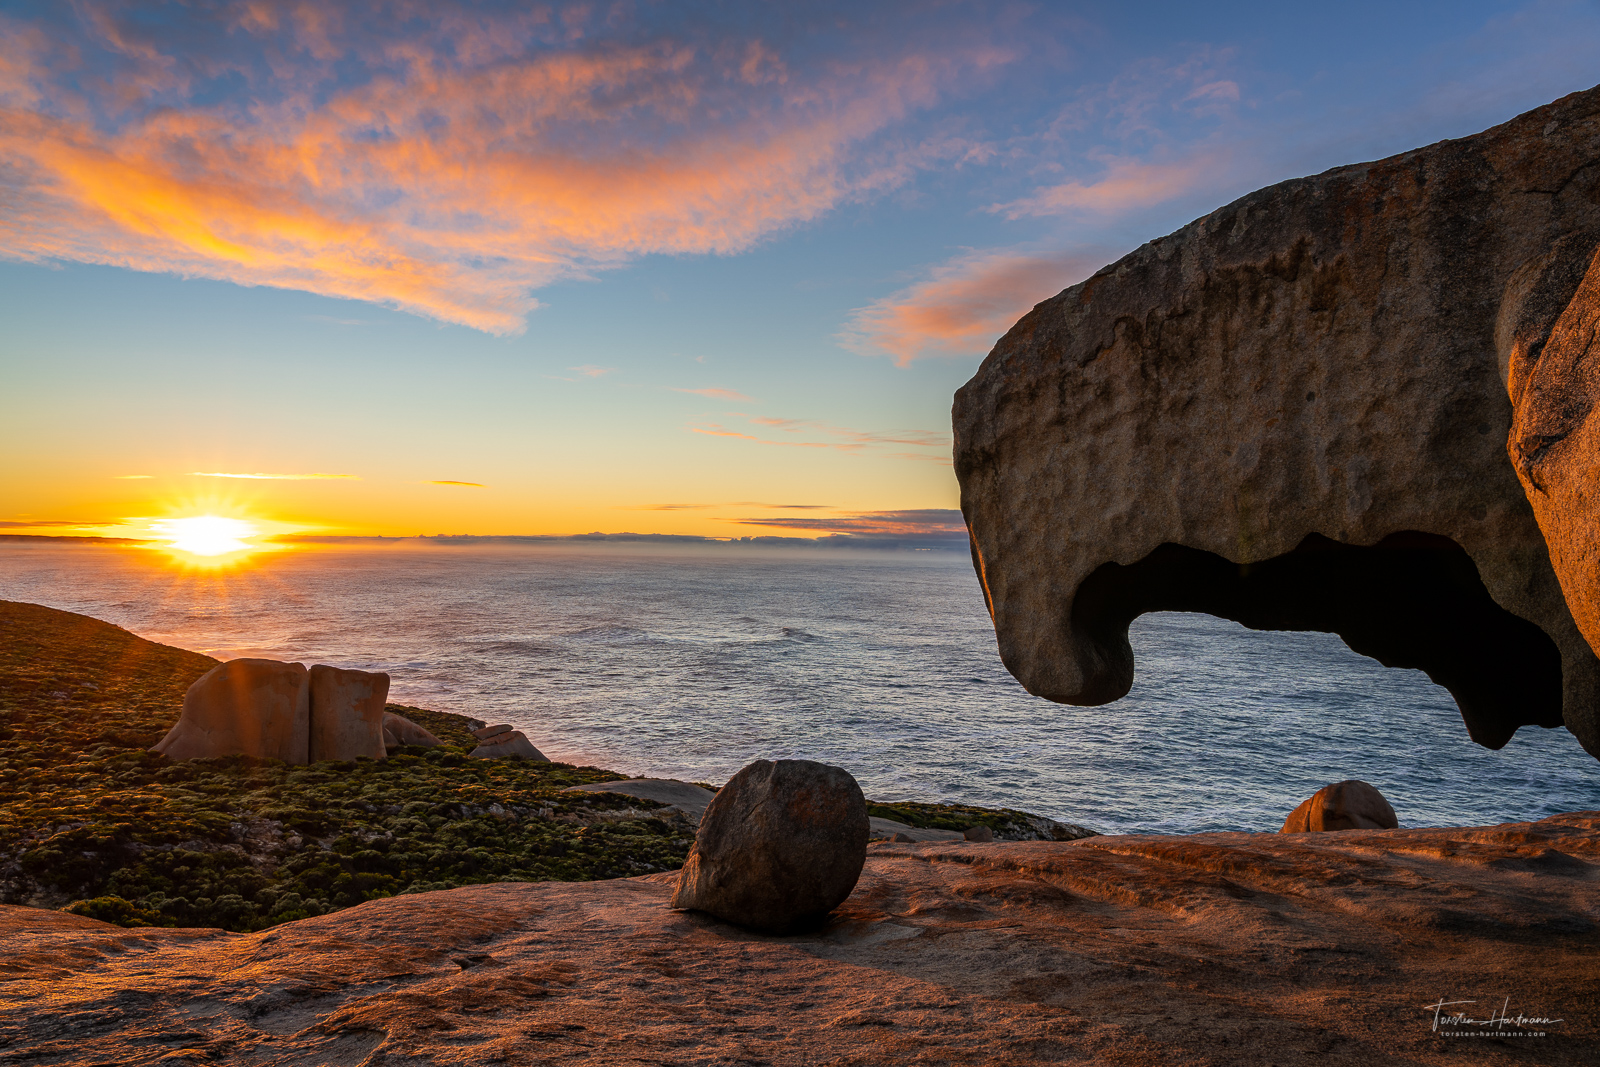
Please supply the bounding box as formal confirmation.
[1281,779,1399,833]
[151,658,310,763]
[153,659,399,764]
[5,813,1596,1063]
[671,759,869,933]
[308,665,389,762]
[954,85,1600,759]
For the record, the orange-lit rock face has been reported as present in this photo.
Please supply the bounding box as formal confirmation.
[1280,780,1399,833]
[954,86,1600,760]
[153,659,310,763]
[1504,242,1600,673]
[5,815,1598,1063]
[308,665,390,763]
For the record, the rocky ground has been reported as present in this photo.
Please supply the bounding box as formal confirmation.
[2,812,1596,1065]
[0,600,1069,931]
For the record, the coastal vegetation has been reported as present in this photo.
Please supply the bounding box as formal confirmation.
[0,600,1048,931]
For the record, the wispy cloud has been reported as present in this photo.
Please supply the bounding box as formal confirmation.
[989,149,1235,219]
[735,508,966,535]
[748,416,947,449]
[189,471,359,480]
[0,519,119,528]
[731,508,968,545]
[839,248,1105,365]
[674,387,756,402]
[691,415,948,457]
[619,501,832,510]
[570,365,614,378]
[427,480,485,487]
[0,6,1008,333]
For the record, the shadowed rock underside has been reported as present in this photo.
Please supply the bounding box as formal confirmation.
[955,84,1600,758]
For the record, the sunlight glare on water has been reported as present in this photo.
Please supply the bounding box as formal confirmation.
[3,540,1597,833]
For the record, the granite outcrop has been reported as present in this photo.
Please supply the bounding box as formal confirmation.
[1281,779,1399,833]
[150,658,310,763]
[152,658,397,764]
[954,85,1600,759]
[6,812,1595,1064]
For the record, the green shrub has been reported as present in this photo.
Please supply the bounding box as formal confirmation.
[64,895,171,928]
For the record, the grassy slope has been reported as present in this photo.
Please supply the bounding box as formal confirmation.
[0,600,1072,932]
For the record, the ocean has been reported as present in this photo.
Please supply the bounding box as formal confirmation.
[4,539,1598,834]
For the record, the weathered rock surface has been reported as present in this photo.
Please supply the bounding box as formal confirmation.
[1281,779,1399,832]
[671,759,869,933]
[151,658,309,763]
[468,730,549,760]
[382,711,442,750]
[1506,241,1600,666]
[869,816,964,842]
[4,813,1596,1064]
[565,778,717,822]
[308,665,389,762]
[953,86,1600,759]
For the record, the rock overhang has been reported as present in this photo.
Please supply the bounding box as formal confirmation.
[954,84,1600,760]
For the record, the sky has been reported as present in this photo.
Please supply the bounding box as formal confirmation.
[4,0,1600,542]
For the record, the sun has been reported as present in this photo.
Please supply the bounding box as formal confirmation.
[159,515,260,556]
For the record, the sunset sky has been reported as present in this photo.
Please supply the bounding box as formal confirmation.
[4,0,1599,541]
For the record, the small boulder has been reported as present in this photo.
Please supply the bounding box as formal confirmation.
[468,730,549,760]
[152,659,310,763]
[963,824,995,843]
[383,712,441,750]
[1281,780,1399,833]
[472,724,513,740]
[670,759,869,934]
[308,665,389,762]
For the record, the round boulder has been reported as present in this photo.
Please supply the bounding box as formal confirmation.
[670,758,869,934]
[1281,780,1399,833]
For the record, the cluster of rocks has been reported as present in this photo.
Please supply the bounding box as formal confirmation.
[150,657,545,765]
[652,762,1405,935]
[151,659,389,765]
[468,723,548,761]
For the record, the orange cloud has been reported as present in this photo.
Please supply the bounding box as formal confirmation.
[733,509,967,537]
[428,480,485,487]
[839,248,1105,365]
[0,10,1005,333]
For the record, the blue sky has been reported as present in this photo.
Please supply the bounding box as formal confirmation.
[3,0,1598,538]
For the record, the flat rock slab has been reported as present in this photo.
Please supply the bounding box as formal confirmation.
[564,778,717,822]
[2,813,1597,1065]
[869,815,965,842]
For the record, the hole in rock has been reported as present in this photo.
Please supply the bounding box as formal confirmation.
[1071,532,1563,748]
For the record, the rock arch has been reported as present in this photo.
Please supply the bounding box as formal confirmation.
[954,85,1600,758]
